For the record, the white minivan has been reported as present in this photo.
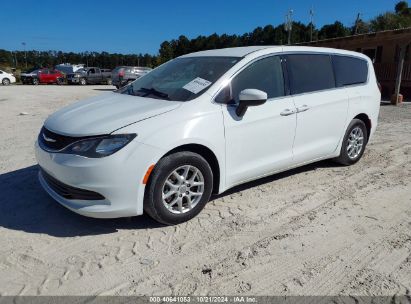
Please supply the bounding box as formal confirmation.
[35,46,380,225]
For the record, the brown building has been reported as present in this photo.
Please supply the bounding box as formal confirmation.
[302,28,411,101]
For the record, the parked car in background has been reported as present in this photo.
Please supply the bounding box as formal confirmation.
[35,46,380,225]
[21,68,64,85]
[55,63,85,75]
[111,66,152,88]
[0,70,16,85]
[20,68,40,83]
[66,67,111,85]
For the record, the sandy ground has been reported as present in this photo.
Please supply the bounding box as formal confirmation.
[0,85,410,296]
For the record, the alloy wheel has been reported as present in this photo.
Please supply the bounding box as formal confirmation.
[161,165,204,214]
[347,126,364,159]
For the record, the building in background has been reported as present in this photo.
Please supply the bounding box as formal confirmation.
[302,28,411,101]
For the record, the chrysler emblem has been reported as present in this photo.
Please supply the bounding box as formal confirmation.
[42,133,56,143]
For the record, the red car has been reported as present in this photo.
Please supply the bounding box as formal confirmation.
[21,68,64,85]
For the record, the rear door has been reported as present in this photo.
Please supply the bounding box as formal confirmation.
[87,68,96,83]
[285,53,349,164]
[94,68,102,83]
[221,55,297,187]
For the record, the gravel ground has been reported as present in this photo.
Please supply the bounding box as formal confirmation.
[0,85,410,296]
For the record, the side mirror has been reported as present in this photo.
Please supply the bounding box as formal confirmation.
[236,89,268,117]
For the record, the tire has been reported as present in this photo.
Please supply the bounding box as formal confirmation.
[144,151,213,225]
[106,78,112,85]
[334,119,368,166]
[115,85,119,89]
[32,78,39,85]
[79,78,87,85]
[56,78,64,85]
[2,78,10,85]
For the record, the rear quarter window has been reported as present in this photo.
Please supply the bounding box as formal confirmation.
[286,54,335,95]
[332,55,368,87]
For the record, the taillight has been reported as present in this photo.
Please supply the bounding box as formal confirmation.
[377,82,382,93]
[118,70,125,77]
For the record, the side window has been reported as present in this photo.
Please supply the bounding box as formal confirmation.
[42,69,49,74]
[286,54,335,95]
[333,56,368,87]
[95,68,101,73]
[88,68,95,74]
[228,56,285,104]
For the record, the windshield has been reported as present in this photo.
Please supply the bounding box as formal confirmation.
[117,56,241,101]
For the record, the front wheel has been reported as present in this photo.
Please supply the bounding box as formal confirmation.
[2,78,10,85]
[144,152,213,225]
[79,78,86,85]
[334,119,368,166]
[56,77,64,85]
[32,78,39,85]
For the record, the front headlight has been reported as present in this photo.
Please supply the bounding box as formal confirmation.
[62,134,136,158]
[74,74,80,77]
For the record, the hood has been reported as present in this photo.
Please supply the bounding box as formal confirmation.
[44,92,181,136]
[21,72,37,76]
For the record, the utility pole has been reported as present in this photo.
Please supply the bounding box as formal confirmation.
[354,13,361,35]
[309,7,315,42]
[285,9,293,45]
[22,42,27,68]
[393,44,406,105]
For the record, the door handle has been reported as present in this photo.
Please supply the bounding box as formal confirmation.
[296,105,310,113]
[280,109,296,116]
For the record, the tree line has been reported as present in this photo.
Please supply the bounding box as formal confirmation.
[0,1,410,71]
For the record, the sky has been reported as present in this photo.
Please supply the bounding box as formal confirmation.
[0,0,400,55]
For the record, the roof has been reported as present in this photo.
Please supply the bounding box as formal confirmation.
[300,27,411,45]
[180,46,280,58]
[179,45,369,60]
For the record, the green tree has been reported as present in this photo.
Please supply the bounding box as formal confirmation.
[318,21,350,39]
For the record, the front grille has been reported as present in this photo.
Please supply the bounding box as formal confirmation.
[38,127,105,152]
[39,127,80,151]
[40,169,105,200]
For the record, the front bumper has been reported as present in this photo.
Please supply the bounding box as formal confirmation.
[35,139,163,218]
[67,78,80,84]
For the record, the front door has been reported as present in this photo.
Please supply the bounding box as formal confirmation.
[221,56,297,187]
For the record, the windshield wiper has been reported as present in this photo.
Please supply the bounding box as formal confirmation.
[136,87,170,100]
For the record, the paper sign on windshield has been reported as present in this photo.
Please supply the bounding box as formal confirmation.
[183,77,212,94]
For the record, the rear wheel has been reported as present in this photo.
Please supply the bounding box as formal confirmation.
[106,78,112,85]
[334,119,368,165]
[144,151,213,225]
[32,78,39,85]
[2,78,10,85]
[56,77,64,85]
